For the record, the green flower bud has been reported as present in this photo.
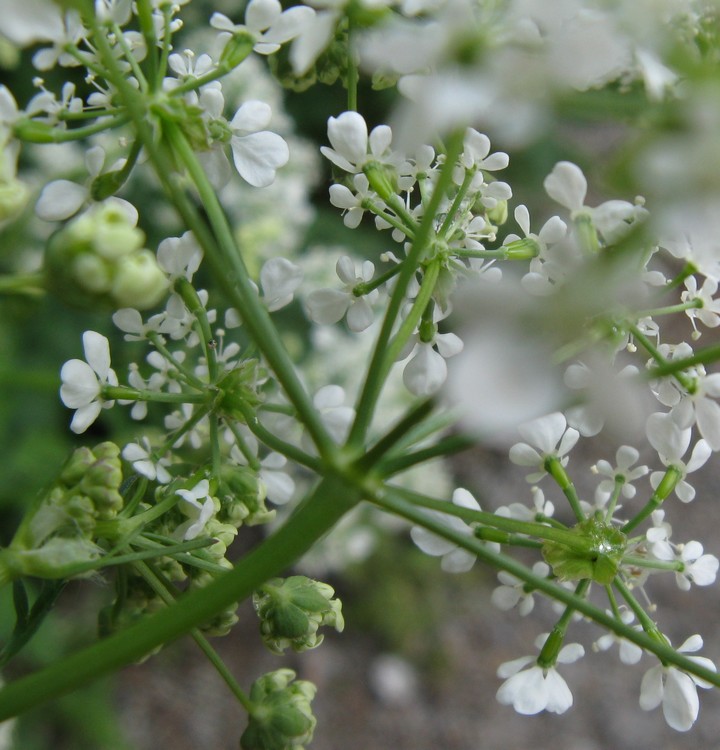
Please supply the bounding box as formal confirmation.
[503,237,541,261]
[253,576,344,655]
[241,669,317,750]
[0,177,29,222]
[218,29,255,69]
[486,198,508,226]
[1,537,101,580]
[363,161,398,205]
[111,250,169,309]
[92,202,145,260]
[44,203,167,310]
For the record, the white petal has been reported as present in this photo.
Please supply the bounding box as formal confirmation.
[403,344,447,396]
[246,0,281,32]
[230,100,272,133]
[410,525,456,556]
[70,402,103,434]
[543,161,587,212]
[346,298,374,332]
[496,667,547,715]
[543,669,573,714]
[663,670,699,732]
[35,180,88,221]
[230,131,289,187]
[306,288,349,324]
[327,111,368,165]
[639,665,664,711]
[60,360,100,408]
[82,331,112,380]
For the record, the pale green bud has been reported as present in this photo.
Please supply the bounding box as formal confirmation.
[93,202,145,259]
[241,669,317,750]
[0,177,29,222]
[253,576,344,655]
[218,29,254,69]
[486,198,508,226]
[72,253,113,293]
[111,250,169,309]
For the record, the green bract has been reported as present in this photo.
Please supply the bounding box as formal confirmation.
[542,515,627,585]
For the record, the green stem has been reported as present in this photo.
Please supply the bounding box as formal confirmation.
[621,555,682,572]
[135,560,252,711]
[162,123,337,461]
[347,130,465,448]
[537,579,589,668]
[647,343,720,378]
[384,486,589,551]
[0,474,361,719]
[629,323,695,392]
[0,273,45,296]
[14,115,130,144]
[377,433,476,476]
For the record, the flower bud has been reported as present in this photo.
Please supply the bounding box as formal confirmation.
[218,29,255,69]
[0,177,29,222]
[111,250,169,309]
[253,576,344,655]
[240,669,317,750]
[44,202,168,310]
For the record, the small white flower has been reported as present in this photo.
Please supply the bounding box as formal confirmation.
[639,635,716,732]
[320,111,394,174]
[211,0,314,55]
[593,607,643,665]
[496,635,584,716]
[175,479,216,540]
[491,562,549,616]
[306,255,377,332]
[228,101,289,187]
[59,331,118,434]
[593,445,649,503]
[646,412,711,502]
[401,332,463,397]
[122,438,172,484]
[157,231,203,282]
[509,412,579,483]
[651,539,719,591]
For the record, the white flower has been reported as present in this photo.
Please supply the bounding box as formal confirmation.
[651,539,719,591]
[410,488,492,573]
[639,635,716,732]
[646,412,711,502]
[496,635,584,716]
[593,445,649,503]
[509,412,580,483]
[59,331,118,434]
[157,231,203,282]
[593,607,643,665]
[122,439,172,484]
[211,0,314,55]
[228,101,289,187]
[313,385,354,444]
[544,161,646,243]
[401,332,463,397]
[306,255,377,332]
[175,479,216,540]
[320,111,394,174]
[491,562,549,616]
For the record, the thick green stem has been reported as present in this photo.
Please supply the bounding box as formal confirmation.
[0,475,361,719]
